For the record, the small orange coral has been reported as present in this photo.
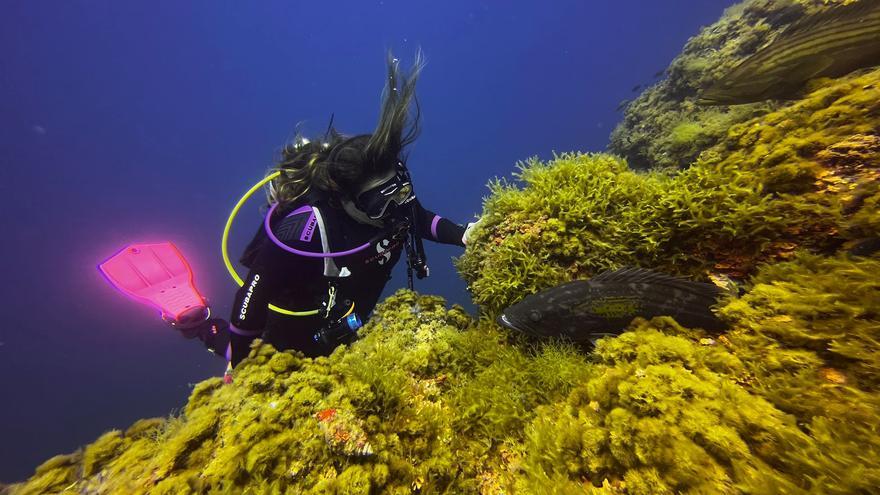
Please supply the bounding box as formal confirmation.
[315,408,337,422]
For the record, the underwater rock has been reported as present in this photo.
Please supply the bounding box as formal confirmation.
[12,251,880,493]
[698,0,880,105]
[609,0,850,169]
[459,64,880,314]
[817,133,880,171]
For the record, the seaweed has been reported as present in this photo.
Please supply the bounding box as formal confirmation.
[608,0,850,170]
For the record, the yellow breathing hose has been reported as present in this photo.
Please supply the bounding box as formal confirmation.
[221,171,321,316]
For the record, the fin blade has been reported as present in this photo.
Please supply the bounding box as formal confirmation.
[99,242,206,321]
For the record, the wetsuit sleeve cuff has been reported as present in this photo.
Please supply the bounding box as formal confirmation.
[430,216,466,247]
[229,324,262,337]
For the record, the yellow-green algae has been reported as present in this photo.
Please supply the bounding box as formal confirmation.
[6,292,591,494]
[459,66,880,314]
[518,253,880,494]
[609,0,863,170]
[9,252,880,493]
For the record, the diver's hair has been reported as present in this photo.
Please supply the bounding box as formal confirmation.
[364,49,425,170]
[267,50,425,209]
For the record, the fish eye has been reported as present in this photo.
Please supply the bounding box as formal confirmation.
[529,309,542,322]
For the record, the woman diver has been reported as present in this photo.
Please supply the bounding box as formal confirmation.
[224,52,474,367]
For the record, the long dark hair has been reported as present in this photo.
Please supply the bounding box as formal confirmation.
[267,50,425,209]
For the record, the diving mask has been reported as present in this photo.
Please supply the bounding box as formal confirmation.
[354,161,415,219]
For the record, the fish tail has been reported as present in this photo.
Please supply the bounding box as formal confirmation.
[639,285,727,330]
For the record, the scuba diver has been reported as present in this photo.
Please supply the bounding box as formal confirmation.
[224,52,473,367]
[97,52,477,374]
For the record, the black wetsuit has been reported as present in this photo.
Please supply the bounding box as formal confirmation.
[228,197,465,366]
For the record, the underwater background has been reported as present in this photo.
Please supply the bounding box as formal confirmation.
[7,0,880,493]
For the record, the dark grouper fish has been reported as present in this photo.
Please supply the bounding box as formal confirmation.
[699,0,880,105]
[497,267,726,345]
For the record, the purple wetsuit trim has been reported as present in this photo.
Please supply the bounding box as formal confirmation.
[300,212,317,242]
[286,205,313,217]
[430,215,441,240]
[282,205,318,243]
[264,202,371,258]
[229,324,262,337]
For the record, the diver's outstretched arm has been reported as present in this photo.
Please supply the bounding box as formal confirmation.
[412,199,466,247]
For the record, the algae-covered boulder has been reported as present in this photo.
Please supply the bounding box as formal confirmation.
[608,0,855,170]
[11,253,880,493]
[6,292,594,494]
[515,253,880,494]
[459,66,880,313]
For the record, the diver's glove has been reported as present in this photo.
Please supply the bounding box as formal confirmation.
[462,217,484,245]
[178,318,231,358]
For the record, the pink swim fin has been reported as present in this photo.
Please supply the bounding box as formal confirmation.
[98,242,208,326]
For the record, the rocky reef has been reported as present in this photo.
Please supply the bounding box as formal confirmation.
[9,253,880,493]
[7,0,880,493]
[608,0,859,170]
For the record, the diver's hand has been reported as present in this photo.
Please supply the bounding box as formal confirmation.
[201,319,231,357]
[178,318,231,359]
[462,217,484,245]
